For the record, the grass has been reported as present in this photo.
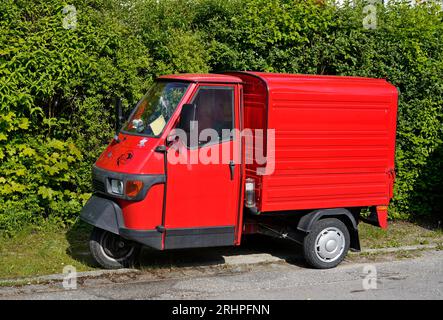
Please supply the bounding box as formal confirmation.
[346,248,426,264]
[0,219,442,281]
[358,220,443,249]
[0,220,96,280]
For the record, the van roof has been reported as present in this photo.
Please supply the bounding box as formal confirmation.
[158,73,242,84]
[227,71,391,84]
[223,71,397,95]
[158,72,392,86]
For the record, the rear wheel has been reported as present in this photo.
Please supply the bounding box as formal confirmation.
[89,227,141,269]
[303,218,350,269]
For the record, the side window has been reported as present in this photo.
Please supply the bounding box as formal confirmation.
[192,86,234,146]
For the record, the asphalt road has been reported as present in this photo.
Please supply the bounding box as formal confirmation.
[1,249,442,300]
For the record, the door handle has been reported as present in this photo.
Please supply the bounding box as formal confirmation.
[229,160,235,180]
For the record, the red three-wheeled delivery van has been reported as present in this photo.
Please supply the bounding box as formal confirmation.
[80,71,398,269]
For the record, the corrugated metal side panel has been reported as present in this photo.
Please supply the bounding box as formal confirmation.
[260,76,398,212]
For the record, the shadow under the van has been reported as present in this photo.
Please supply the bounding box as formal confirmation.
[137,234,307,269]
[65,220,307,270]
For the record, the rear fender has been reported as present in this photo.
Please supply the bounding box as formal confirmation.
[297,208,361,252]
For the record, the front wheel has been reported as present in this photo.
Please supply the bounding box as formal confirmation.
[89,227,141,269]
[302,218,350,269]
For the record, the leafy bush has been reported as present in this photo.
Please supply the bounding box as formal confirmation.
[0,112,88,233]
[1,0,442,235]
[0,0,152,235]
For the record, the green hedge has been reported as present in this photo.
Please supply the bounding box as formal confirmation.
[1,0,442,235]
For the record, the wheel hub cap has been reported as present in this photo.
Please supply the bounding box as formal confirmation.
[325,239,337,252]
[315,227,345,262]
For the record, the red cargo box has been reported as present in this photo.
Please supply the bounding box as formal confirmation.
[225,72,398,213]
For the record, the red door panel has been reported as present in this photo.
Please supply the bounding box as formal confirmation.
[163,84,241,246]
[165,140,238,229]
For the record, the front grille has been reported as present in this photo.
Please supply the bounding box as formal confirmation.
[92,179,106,193]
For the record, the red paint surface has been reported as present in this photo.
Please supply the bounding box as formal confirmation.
[376,206,389,230]
[164,83,242,231]
[225,72,398,214]
[120,184,164,229]
[93,72,398,243]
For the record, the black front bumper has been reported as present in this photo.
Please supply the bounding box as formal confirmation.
[80,195,163,250]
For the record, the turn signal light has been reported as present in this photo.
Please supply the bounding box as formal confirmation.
[125,180,143,198]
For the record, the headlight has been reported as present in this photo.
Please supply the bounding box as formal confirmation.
[110,179,124,195]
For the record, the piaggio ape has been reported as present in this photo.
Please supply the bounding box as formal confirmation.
[80,72,398,269]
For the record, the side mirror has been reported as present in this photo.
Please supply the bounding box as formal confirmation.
[178,103,197,132]
[166,130,179,146]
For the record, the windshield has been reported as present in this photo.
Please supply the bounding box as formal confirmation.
[122,81,190,136]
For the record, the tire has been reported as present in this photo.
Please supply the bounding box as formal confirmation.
[303,218,350,269]
[89,227,141,269]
